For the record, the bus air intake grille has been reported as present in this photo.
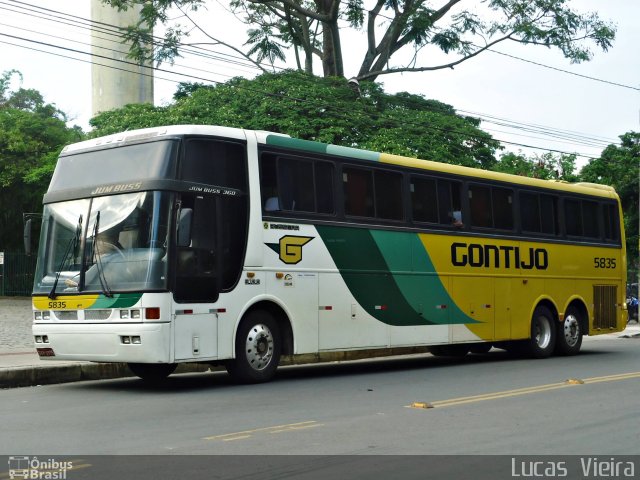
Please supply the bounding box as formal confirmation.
[84,309,112,320]
[54,311,78,320]
[593,285,617,329]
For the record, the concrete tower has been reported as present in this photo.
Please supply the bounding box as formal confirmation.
[91,0,154,117]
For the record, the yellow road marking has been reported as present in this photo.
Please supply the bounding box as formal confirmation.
[204,420,320,441]
[408,371,640,409]
[270,423,324,433]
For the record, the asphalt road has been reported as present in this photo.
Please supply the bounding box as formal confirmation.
[1,335,639,461]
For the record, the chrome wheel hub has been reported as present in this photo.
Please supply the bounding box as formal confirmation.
[244,324,274,371]
[535,316,552,349]
[563,314,580,347]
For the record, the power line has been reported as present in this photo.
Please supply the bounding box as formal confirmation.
[0,1,620,160]
[0,30,606,161]
[482,46,640,92]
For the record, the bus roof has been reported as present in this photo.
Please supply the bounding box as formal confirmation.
[62,125,616,200]
[262,134,618,199]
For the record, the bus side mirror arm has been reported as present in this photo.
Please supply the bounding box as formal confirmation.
[177,208,193,247]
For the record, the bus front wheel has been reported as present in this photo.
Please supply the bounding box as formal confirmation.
[526,305,556,358]
[226,310,282,384]
[555,306,583,356]
[128,363,177,382]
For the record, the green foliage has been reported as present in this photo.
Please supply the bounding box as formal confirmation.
[90,70,500,169]
[581,132,640,276]
[0,70,83,251]
[495,151,578,181]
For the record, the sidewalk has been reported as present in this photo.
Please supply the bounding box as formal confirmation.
[1,297,639,389]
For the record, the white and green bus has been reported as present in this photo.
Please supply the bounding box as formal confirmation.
[32,125,628,382]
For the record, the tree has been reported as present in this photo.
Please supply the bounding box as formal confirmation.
[580,132,639,278]
[495,151,578,181]
[90,70,500,168]
[0,70,84,251]
[103,0,615,80]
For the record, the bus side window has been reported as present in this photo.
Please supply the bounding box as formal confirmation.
[375,170,403,220]
[469,185,492,228]
[260,154,279,212]
[437,179,462,227]
[343,167,374,217]
[410,176,438,223]
[603,203,619,242]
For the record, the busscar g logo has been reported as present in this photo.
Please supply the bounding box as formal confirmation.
[266,236,313,265]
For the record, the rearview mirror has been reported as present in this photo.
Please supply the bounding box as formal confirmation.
[24,218,32,255]
[177,208,193,247]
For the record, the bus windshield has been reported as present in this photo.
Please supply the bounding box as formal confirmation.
[33,191,173,296]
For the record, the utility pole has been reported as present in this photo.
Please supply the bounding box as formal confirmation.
[91,0,154,116]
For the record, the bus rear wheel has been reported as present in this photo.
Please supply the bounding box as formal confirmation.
[226,310,281,384]
[525,305,556,358]
[128,363,177,382]
[555,306,583,356]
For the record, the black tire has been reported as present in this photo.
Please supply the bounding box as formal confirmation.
[555,306,583,356]
[128,363,177,382]
[525,305,557,358]
[428,344,469,357]
[226,310,282,383]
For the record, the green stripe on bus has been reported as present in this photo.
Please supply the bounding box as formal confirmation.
[317,226,475,326]
[265,136,381,163]
[265,135,328,154]
[326,145,380,162]
[92,293,142,309]
[369,230,476,325]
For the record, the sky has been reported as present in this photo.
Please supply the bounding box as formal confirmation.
[1,0,639,170]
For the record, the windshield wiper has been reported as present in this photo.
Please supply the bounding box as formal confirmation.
[91,211,113,298]
[48,215,83,299]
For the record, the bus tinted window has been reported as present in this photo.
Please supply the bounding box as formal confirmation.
[520,192,540,232]
[469,185,492,228]
[315,162,335,214]
[438,180,463,227]
[261,155,278,210]
[540,195,559,235]
[582,201,599,238]
[603,204,619,241]
[279,157,315,211]
[411,177,438,223]
[343,167,374,217]
[564,198,601,238]
[521,192,558,235]
[182,139,246,189]
[565,199,582,236]
[493,187,513,230]
[412,176,462,227]
[260,155,335,215]
[375,171,403,220]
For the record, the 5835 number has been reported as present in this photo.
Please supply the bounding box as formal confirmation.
[593,257,616,269]
[48,301,67,309]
